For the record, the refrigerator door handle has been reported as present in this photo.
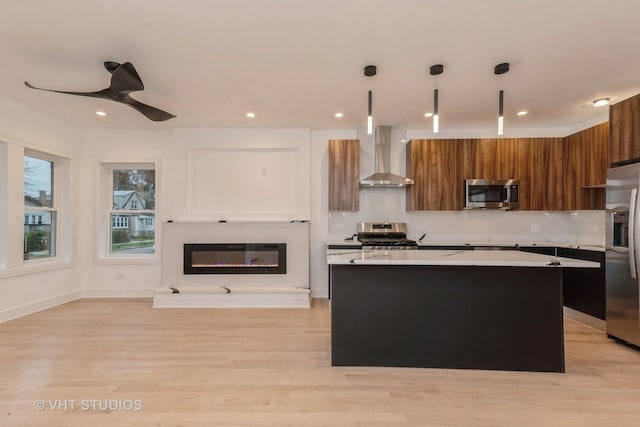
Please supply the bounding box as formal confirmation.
[629,188,638,279]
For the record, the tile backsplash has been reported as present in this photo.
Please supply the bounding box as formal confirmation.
[328,188,605,246]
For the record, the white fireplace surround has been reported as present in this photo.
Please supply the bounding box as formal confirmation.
[154,221,310,308]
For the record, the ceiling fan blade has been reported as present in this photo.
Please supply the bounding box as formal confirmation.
[109,62,144,94]
[25,81,111,99]
[120,96,176,121]
[103,61,121,73]
[25,61,173,122]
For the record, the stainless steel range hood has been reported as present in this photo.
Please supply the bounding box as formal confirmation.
[359,126,414,188]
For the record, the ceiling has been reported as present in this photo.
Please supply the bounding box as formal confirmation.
[1,0,639,132]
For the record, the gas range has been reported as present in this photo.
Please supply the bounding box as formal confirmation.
[357,222,417,250]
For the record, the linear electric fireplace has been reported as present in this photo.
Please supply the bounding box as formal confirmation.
[183,243,287,275]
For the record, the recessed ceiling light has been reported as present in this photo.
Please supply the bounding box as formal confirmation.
[424,112,433,118]
[246,112,255,118]
[334,112,343,118]
[593,98,610,107]
[517,111,528,116]
[95,111,107,117]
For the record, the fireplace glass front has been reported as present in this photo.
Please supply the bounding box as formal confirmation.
[183,243,286,274]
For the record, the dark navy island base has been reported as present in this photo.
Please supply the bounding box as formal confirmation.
[330,264,565,373]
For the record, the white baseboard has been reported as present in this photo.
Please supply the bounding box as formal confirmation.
[82,288,156,298]
[0,290,83,323]
[153,292,311,308]
[310,286,328,299]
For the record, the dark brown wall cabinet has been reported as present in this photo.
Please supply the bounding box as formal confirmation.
[610,93,640,164]
[462,138,518,180]
[407,137,564,211]
[406,124,608,211]
[328,139,359,211]
[563,122,609,210]
[516,138,564,211]
[406,139,463,211]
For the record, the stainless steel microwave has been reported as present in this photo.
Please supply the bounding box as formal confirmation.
[464,179,520,210]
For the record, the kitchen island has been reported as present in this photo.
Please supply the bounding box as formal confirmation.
[327,249,599,373]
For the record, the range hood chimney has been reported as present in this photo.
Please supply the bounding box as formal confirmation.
[359,126,414,188]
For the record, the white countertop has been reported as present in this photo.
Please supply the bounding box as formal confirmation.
[326,240,605,252]
[326,249,600,268]
[416,241,606,252]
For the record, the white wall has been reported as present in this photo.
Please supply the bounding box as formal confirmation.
[80,129,172,297]
[171,128,311,221]
[80,128,312,297]
[0,96,83,322]
[310,129,357,298]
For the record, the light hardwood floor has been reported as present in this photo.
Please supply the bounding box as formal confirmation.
[1,298,639,427]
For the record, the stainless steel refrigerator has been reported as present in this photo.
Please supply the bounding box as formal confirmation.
[606,162,640,347]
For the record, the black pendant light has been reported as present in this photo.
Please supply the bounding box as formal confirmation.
[429,64,444,133]
[364,65,377,134]
[494,62,510,135]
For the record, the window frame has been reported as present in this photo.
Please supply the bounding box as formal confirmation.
[99,162,159,262]
[23,150,59,262]
[0,142,72,276]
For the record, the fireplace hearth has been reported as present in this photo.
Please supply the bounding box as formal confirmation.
[183,243,286,275]
[159,222,309,308]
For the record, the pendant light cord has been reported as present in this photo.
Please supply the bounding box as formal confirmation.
[429,64,444,134]
[494,62,510,136]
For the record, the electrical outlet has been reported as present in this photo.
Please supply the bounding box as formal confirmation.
[335,224,344,230]
[530,224,541,233]
[589,226,599,233]
[116,273,125,280]
[417,224,426,231]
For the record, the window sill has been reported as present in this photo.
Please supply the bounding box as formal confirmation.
[0,260,75,279]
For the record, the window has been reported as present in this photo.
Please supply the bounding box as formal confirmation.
[112,216,129,229]
[107,166,156,255]
[24,154,57,260]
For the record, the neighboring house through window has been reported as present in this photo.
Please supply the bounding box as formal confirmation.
[23,153,57,260]
[104,164,156,256]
